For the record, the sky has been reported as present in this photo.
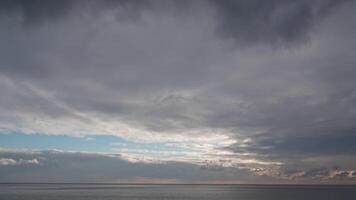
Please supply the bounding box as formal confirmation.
[0,0,356,184]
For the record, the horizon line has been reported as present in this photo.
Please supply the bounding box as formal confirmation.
[1,182,355,186]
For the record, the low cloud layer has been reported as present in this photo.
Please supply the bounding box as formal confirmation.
[0,149,266,183]
[0,0,356,183]
[0,149,354,183]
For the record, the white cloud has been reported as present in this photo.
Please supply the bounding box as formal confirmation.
[0,158,39,166]
[18,158,40,165]
[0,158,17,166]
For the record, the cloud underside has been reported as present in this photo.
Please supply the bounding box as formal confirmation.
[0,0,356,183]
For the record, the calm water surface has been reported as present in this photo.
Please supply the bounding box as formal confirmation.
[0,183,355,200]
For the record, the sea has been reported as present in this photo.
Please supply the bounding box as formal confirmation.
[0,183,355,200]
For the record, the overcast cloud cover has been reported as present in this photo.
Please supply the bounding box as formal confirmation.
[0,0,356,183]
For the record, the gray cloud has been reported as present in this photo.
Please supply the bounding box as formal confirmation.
[282,167,356,181]
[210,0,349,46]
[0,0,348,46]
[0,150,264,183]
[0,0,356,183]
[0,0,74,25]
[0,0,152,26]
[1,150,354,183]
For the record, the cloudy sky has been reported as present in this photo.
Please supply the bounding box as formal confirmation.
[0,0,356,183]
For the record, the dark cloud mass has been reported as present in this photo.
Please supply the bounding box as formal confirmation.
[0,0,356,183]
[0,0,347,45]
[210,0,348,46]
[0,0,74,25]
